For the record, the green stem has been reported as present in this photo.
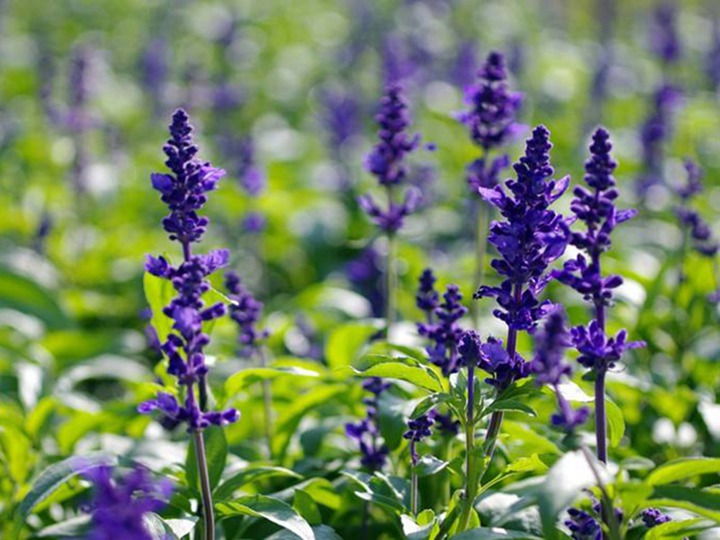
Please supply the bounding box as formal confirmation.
[457,364,477,532]
[470,203,489,329]
[385,231,396,339]
[193,430,215,540]
[579,445,621,540]
[258,347,273,459]
[410,467,418,516]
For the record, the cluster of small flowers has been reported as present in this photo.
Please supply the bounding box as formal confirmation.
[225,270,269,357]
[458,51,522,191]
[345,377,391,471]
[139,109,238,432]
[554,128,644,374]
[416,269,467,376]
[358,84,422,234]
[673,160,719,258]
[82,465,173,540]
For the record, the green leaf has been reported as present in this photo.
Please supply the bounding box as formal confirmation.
[186,427,227,493]
[293,489,322,525]
[415,455,449,477]
[325,321,382,369]
[0,266,69,329]
[214,466,301,502]
[273,385,346,459]
[216,494,315,540]
[410,393,453,419]
[34,515,90,537]
[646,457,720,486]
[537,450,605,539]
[647,485,720,523]
[453,528,544,539]
[483,399,537,418]
[16,453,117,530]
[265,524,343,540]
[351,362,442,393]
[606,400,625,448]
[224,366,321,398]
[644,518,710,540]
[143,271,175,345]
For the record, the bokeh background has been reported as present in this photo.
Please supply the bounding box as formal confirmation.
[4,0,720,534]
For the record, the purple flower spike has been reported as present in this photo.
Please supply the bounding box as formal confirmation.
[152,109,226,246]
[459,51,522,192]
[365,84,420,187]
[479,336,531,389]
[418,285,468,376]
[565,507,602,540]
[641,508,672,528]
[83,465,173,540]
[141,110,237,432]
[225,270,269,356]
[404,413,434,466]
[532,308,589,432]
[416,268,440,320]
[360,84,422,235]
[673,160,719,258]
[459,51,523,153]
[650,2,681,64]
[345,377,390,471]
[474,125,570,332]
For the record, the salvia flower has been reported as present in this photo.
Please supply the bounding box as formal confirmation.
[554,128,645,372]
[532,308,589,432]
[674,160,719,258]
[474,125,569,332]
[641,508,672,528]
[404,412,434,465]
[636,84,681,196]
[345,377,390,471]
[416,268,440,321]
[565,507,602,540]
[140,110,238,432]
[418,284,468,376]
[359,84,421,234]
[459,51,523,190]
[225,270,269,356]
[346,245,384,318]
[83,465,172,540]
[650,2,681,65]
[478,336,531,389]
[150,109,226,247]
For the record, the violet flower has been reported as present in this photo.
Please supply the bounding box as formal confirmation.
[636,84,681,196]
[404,413,434,466]
[459,51,523,192]
[674,160,719,258]
[346,245,385,318]
[565,507,602,540]
[641,508,672,528]
[416,268,440,322]
[650,1,681,65]
[531,308,590,432]
[553,128,644,463]
[225,270,269,357]
[418,284,468,376]
[345,377,390,471]
[139,109,238,431]
[474,125,569,336]
[83,465,172,540]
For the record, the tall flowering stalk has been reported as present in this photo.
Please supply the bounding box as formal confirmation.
[139,110,238,540]
[404,412,434,516]
[454,126,568,532]
[359,84,420,337]
[345,378,391,471]
[225,271,272,456]
[458,51,522,327]
[554,128,644,466]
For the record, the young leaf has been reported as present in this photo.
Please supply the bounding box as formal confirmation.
[325,321,382,369]
[216,494,314,540]
[293,489,322,525]
[352,362,442,393]
[214,466,301,502]
[143,271,175,345]
[646,457,720,486]
[606,400,625,448]
[415,455,449,478]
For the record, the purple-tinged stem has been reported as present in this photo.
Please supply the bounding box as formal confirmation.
[410,440,419,516]
[457,360,477,531]
[181,238,215,540]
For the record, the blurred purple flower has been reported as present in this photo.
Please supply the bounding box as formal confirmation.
[419,284,467,376]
